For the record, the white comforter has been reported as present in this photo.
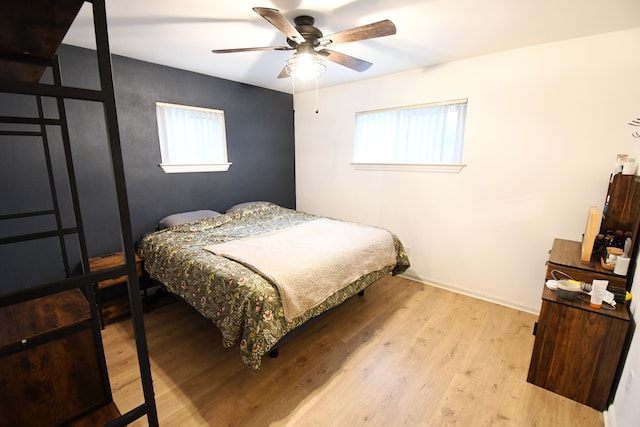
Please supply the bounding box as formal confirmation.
[205,218,396,321]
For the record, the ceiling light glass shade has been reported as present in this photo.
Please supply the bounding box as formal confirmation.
[285,52,326,80]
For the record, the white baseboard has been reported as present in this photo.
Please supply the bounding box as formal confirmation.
[400,271,540,315]
[604,405,615,427]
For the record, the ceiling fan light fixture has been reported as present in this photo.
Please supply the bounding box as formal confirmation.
[285,52,326,80]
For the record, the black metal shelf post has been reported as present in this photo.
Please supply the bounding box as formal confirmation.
[0,1,158,425]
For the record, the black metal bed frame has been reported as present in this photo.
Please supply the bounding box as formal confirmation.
[0,1,158,425]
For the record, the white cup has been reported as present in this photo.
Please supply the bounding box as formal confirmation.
[622,159,637,175]
[614,256,630,276]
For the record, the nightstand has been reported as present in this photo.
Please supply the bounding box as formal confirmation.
[89,251,145,327]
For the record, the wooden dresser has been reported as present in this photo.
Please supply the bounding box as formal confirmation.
[527,238,631,410]
[0,290,119,426]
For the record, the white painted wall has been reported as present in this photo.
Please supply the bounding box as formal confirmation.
[294,28,640,313]
[295,28,640,423]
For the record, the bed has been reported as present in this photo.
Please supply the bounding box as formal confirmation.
[140,202,410,369]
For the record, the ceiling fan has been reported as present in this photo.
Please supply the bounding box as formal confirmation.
[212,7,396,80]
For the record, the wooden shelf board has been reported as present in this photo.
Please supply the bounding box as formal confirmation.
[0,0,85,82]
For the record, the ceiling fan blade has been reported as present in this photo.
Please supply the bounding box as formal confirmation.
[318,19,396,46]
[319,49,372,72]
[212,46,292,54]
[252,7,305,45]
[277,66,289,79]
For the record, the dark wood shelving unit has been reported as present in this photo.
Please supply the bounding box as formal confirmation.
[0,290,122,426]
[600,173,640,286]
[0,1,157,425]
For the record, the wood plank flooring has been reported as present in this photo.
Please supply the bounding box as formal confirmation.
[102,276,604,426]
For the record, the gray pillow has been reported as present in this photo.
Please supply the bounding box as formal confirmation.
[156,210,221,230]
[226,201,273,213]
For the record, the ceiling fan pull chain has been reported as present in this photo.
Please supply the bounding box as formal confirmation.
[315,76,319,114]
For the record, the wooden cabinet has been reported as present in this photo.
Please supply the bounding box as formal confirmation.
[527,239,631,411]
[0,290,119,426]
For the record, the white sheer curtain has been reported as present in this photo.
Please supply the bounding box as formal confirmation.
[156,102,228,165]
[354,100,467,164]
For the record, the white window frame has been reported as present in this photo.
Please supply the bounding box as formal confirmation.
[352,99,467,173]
[155,102,232,173]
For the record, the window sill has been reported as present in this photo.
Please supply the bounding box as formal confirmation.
[351,163,466,173]
[159,163,232,173]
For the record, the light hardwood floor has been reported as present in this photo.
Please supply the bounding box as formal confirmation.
[102,276,604,426]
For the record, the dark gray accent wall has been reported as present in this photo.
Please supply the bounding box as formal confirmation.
[0,45,295,293]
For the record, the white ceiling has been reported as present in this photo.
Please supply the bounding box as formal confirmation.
[63,0,640,94]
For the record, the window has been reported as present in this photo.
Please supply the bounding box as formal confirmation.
[353,99,467,172]
[155,102,231,173]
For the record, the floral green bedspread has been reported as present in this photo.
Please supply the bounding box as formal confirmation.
[140,202,410,369]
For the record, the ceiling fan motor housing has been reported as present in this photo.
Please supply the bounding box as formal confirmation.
[287,15,323,47]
